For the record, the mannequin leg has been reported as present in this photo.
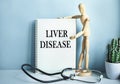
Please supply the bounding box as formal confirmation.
[85,37,89,70]
[78,37,85,69]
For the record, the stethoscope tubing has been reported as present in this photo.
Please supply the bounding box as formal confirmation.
[21,64,67,83]
[21,64,103,83]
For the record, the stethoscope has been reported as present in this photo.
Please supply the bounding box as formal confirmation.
[21,64,103,83]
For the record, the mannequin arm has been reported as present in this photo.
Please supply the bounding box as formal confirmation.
[82,18,90,31]
[70,31,84,40]
[59,15,81,19]
[75,31,84,38]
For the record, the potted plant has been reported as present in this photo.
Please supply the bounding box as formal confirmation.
[105,38,120,79]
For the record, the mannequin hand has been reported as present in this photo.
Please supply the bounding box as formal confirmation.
[70,35,76,40]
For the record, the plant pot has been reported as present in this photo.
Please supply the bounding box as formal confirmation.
[105,61,120,79]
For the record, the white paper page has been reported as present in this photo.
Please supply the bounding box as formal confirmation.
[35,19,76,73]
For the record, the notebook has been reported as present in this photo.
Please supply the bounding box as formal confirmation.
[35,19,76,73]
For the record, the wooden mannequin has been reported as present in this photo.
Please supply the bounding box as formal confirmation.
[60,3,91,76]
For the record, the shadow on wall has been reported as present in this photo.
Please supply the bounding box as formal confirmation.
[76,19,82,68]
[28,21,35,67]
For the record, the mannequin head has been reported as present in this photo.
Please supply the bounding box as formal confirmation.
[78,3,86,15]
